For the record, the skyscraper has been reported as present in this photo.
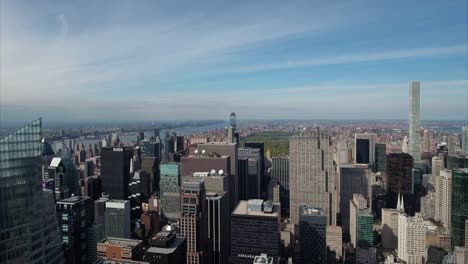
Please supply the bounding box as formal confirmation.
[289,130,337,225]
[56,196,93,264]
[355,133,377,165]
[271,156,290,217]
[339,164,370,234]
[297,206,327,264]
[408,81,421,161]
[350,194,368,247]
[0,118,64,263]
[160,163,181,220]
[197,142,238,212]
[105,200,131,239]
[244,142,266,195]
[48,157,81,200]
[101,146,133,200]
[180,179,208,264]
[230,200,280,264]
[398,213,425,264]
[451,168,468,247]
[435,169,452,231]
[238,147,261,199]
[230,112,237,129]
[374,143,386,173]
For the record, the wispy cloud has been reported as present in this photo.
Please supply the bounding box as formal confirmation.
[215,44,468,74]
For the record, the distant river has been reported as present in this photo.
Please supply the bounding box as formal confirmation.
[50,122,227,152]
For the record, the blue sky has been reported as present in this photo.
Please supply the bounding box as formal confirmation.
[1,0,467,123]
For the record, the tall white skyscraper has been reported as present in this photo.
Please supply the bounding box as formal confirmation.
[435,169,452,231]
[398,213,425,264]
[408,81,421,161]
[289,129,337,225]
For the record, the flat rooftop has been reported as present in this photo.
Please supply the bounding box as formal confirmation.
[57,196,89,204]
[300,206,324,216]
[98,237,142,249]
[233,200,279,217]
[146,236,186,254]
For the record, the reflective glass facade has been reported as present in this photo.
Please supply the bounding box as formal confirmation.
[0,118,63,263]
[451,169,468,247]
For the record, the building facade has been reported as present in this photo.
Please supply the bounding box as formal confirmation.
[101,147,133,200]
[271,156,290,217]
[289,130,337,225]
[56,196,93,264]
[230,200,280,264]
[398,213,425,264]
[0,119,64,264]
[381,208,399,249]
[408,81,421,161]
[451,169,468,247]
[159,163,181,220]
[297,206,327,264]
[105,200,131,239]
[436,169,452,231]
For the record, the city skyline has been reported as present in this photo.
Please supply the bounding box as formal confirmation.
[1,0,467,123]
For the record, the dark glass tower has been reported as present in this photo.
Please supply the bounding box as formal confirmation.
[0,119,64,263]
[101,146,133,199]
[271,156,290,217]
[451,169,468,247]
[297,206,327,264]
[56,196,93,264]
[244,142,266,195]
[375,143,386,173]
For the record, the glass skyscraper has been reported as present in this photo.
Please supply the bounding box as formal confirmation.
[451,169,468,247]
[409,81,421,161]
[0,118,64,263]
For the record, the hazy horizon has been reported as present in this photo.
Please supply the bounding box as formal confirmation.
[1,0,467,124]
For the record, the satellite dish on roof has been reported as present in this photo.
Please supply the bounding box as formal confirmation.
[194,149,199,154]
[210,169,216,175]
[201,149,206,154]
[218,170,223,175]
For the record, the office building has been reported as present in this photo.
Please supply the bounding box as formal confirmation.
[197,142,238,212]
[297,206,327,264]
[95,196,109,227]
[101,147,133,200]
[141,139,161,158]
[326,226,343,261]
[56,196,93,264]
[451,169,468,247]
[339,164,370,234]
[355,133,377,164]
[238,148,262,199]
[85,176,102,201]
[375,143,386,173]
[408,81,421,161]
[447,155,468,170]
[398,213,425,264]
[231,200,280,264]
[289,130,337,225]
[386,153,414,194]
[350,194,368,247]
[97,238,144,261]
[381,208,400,249]
[141,156,159,194]
[244,142,266,194]
[0,119,64,264]
[181,153,231,179]
[180,179,208,264]
[355,211,375,264]
[356,248,376,264]
[271,156,290,217]
[146,230,187,264]
[129,170,151,219]
[182,171,230,264]
[105,200,131,239]
[435,169,452,231]
[87,223,104,263]
[160,163,181,220]
[48,157,81,199]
